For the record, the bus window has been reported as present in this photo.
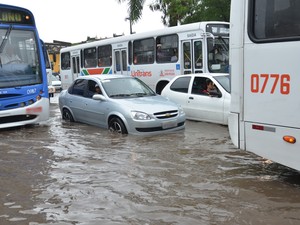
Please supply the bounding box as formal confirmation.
[156,34,178,63]
[72,56,80,74]
[128,41,132,65]
[115,51,121,72]
[122,50,127,71]
[84,47,97,68]
[207,38,229,73]
[251,0,300,40]
[97,45,112,67]
[194,41,203,69]
[0,30,40,87]
[61,52,70,70]
[133,38,154,65]
[183,42,191,72]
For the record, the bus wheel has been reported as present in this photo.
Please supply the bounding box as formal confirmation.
[108,117,127,134]
[62,108,74,122]
[156,81,169,94]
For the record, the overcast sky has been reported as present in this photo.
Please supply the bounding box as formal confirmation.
[1,0,165,43]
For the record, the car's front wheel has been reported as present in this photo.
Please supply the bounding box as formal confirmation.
[108,117,127,134]
[62,108,74,122]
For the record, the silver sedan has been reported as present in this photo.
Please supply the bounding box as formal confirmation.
[59,75,186,134]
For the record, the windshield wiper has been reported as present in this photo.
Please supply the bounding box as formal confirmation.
[109,94,131,98]
[0,25,12,54]
[217,36,229,52]
[131,93,148,97]
[0,25,13,68]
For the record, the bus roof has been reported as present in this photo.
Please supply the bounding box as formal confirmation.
[60,21,229,53]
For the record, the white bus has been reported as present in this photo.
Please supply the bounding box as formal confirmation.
[229,0,300,170]
[60,21,229,93]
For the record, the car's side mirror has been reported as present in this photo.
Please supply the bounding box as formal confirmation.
[209,91,222,98]
[92,94,106,101]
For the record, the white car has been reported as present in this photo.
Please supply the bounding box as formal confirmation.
[59,75,186,135]
[50,75,62,92]
[161,73,230,125]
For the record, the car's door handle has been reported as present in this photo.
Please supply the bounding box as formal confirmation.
[189,97,194,100]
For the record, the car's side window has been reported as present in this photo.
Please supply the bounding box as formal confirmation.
[69,79,86,96]
[191,77,221,97]
[191,77,207,95]
[170,76,191,93]
[84,80,98,98]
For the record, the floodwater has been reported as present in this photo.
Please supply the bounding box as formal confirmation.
[0,95,300,225]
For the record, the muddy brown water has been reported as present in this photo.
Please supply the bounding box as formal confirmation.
[0,95,300,225]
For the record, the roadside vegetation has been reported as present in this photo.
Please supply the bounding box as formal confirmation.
[117,0,230,26]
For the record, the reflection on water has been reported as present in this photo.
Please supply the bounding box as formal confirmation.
[0,97,300,225]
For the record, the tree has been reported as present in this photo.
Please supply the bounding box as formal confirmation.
[117,0,231,27]
[150,0,195,26]
[183,0,231,24]
[116,0,146,25]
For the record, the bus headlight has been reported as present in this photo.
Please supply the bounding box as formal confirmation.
[131,111,151,120]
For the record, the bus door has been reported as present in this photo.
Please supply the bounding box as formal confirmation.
[114,49,128,75]
[71,52,80,82]
[182,39,203,74]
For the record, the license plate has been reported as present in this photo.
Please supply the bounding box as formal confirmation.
[162,120,177,129]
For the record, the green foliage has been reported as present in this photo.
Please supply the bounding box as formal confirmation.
[117,0,146,24]
[117,0,231,26]
[183,0,231,24]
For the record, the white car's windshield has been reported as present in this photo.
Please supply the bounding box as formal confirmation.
[102,77,156,98]
[214,75,230,93]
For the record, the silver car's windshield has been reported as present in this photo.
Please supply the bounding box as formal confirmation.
[102,77,156,98]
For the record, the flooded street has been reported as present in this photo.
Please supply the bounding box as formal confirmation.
[1,95,300,225]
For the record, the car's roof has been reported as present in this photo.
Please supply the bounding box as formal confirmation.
[76,74,132,82]
[176,73,229,78]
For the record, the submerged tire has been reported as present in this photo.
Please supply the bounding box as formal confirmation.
[62,108,74,122]
[108,117,127,134]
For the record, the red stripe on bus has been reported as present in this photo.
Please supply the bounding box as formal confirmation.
[87,68,104,75]
[26,106,43,114]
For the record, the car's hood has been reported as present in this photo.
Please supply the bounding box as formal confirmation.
[114,95,179,112]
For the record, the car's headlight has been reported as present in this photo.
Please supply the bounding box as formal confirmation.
[131,111,151,120]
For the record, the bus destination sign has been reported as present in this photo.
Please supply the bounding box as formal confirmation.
[206,24,229,37]
[0,9,34,25]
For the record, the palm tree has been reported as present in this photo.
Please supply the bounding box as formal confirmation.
[116,0,146,25]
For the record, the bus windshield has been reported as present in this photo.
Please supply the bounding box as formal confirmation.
[0,28,41,88]
[207,37,229,73]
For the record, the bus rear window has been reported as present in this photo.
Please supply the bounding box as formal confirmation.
[250,0,300,41]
